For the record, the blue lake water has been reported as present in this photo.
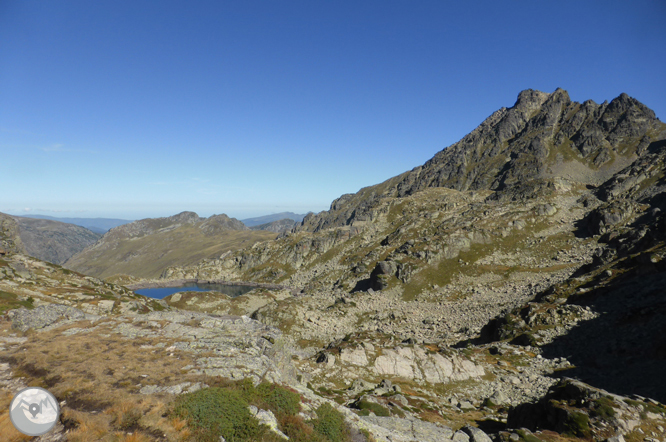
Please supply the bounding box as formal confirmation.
[135,283,256,299]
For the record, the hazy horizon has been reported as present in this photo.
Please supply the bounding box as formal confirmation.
[2,1,664,220]
[5,208,313,222]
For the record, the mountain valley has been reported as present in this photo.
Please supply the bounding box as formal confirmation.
[2,88,666,442]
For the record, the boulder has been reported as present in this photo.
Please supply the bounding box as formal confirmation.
[370,261,398,290]
[463,426,493,442]
[8,305,94,332]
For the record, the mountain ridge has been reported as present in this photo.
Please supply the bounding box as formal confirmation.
[64,211,274,279]
[241,212,308,227]
[4,88,666,442]
[17,214,134,234]
[296,88,665,233]
[12,216,101,264]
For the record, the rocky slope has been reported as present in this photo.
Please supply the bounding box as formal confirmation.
[3,89,665,441]
[12,215,101,264]
[250,218,298,233]
[295,88,665,233]
[64,211,275,279]
[0,212,25,254]
[153,89,666,441]
[20,214,133,234]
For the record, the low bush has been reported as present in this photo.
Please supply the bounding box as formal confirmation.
[174,380,356,442]
[354,400,390,417]
[256,382,301,417]
[173,387,264,442]
[591,397,616,419]
[312,403,348,442]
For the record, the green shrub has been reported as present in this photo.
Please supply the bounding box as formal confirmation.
[312,403,347,442]
[256,382,301,416]
[280,414,324,442]
[117,408,142,430]
[173,387,265,442]
[563,411,590,438]
[591,397,616,419]
[355,400,390,417]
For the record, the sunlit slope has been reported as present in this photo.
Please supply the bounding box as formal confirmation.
[65,212,275,279]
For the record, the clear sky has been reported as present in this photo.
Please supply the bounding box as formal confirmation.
[1,1,665,220]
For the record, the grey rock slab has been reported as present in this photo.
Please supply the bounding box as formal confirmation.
[463,426,493,442]
[453,430,470,442]
[249,406,288,439]
[8,304,94,332]
[362,416,454,441]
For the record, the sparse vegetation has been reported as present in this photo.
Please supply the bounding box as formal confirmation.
[0,290,35,314]
[563,411,590,438]
[591,396,616,419]
[173,387,265,442]
[354,399,390,417]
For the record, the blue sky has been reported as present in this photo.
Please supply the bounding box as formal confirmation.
[1,1,665,220]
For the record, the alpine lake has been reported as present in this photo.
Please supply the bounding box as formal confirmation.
[134,282,256,299]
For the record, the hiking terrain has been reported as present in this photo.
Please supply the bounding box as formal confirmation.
[2,89,666,442]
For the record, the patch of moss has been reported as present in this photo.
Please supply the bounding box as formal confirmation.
[591,396,616,420]
[149,299,166,312]
[515,428,542,442]
[0,290,35,314]
[563,411,591,438]
[624,398,666,415]
[354,400,390,417]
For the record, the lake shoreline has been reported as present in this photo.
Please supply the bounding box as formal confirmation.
[126,278,298,294]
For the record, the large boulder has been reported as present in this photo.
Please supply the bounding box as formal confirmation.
[370,261,398,290]
[8,304,95,332]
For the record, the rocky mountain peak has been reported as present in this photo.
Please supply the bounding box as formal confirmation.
[513,88,551,111]
[199,214,249,235]
[293,88,665,233]
[168,211,201,224]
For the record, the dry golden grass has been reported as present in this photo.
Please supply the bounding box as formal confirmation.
[114,433,153,442]
[63,409,111,442]
[0,390,32,441]
[0,318,205,440]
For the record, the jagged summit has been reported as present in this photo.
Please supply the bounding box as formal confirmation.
[398,88,662,194]
[297,88,665,232]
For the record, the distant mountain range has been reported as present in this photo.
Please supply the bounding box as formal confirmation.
[21,215,134,234]
[20,212,310,232]
[241,212,309,227]
[3,211,309,270]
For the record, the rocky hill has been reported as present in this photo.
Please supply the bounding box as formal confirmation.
[152,89,666,441]
[20,214,133,234]
[12,216,101,264]
[64,211,275,279]
[0,212,24,254]
[296,88,665,233]
[2,89,666,442]
[250,218,298,233]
